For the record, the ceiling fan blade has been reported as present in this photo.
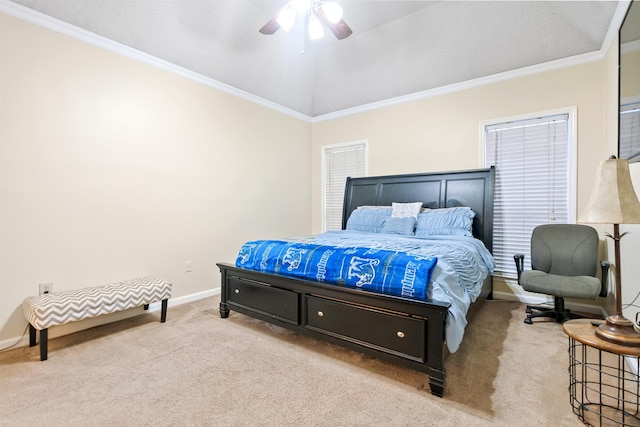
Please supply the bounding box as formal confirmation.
[315,8,353,40]
[327,19,353,40]
[259,16,280,35]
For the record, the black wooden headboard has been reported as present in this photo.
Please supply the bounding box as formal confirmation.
[341,167,495,251]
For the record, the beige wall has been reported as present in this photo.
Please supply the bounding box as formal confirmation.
[0,14,311,343]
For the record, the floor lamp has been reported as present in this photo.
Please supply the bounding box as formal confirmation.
[578,156,640,346]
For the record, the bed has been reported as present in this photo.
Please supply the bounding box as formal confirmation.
[217,167,495,397]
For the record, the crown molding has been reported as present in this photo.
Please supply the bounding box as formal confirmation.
[602,0,632,55]
[311,50,606,123]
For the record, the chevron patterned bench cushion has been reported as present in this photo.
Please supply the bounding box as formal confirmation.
[23,276,172,331]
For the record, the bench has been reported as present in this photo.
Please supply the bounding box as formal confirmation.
[22,276,172,360]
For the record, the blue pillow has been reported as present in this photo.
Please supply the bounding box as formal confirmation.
[345,207,392,233]
[415,207,475,237]
[381,217,416,235]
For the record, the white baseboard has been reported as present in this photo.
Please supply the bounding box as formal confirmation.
[147,287,220,311]
[491,290,608,318]
[0,288,221,351]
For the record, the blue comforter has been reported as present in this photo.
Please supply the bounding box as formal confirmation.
[236,240,437,300]
[235,231,495,353]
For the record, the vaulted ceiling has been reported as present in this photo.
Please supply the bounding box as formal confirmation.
[5,1,625,118]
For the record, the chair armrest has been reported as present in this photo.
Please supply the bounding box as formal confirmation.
[599,261,611,298]
[513,254,525,282]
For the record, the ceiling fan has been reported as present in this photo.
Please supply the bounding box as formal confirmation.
[259,0,353,40]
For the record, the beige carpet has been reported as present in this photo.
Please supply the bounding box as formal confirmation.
[0,296,584,426]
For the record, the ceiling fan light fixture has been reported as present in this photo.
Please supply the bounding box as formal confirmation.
[320,2,343,24]
[308,13,324,40]
[277,5,296,32]
[259,0,351,41]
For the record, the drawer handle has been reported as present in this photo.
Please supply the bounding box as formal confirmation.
[234,289,240,294]
[397,331,405,338]
[317,311,324,317]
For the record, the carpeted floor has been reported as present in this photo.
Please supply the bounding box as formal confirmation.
[0,296,585,426]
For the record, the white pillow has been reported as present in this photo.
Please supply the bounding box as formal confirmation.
[391,202,423,219]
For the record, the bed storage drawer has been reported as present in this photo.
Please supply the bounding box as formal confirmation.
[227,277,299,324]
[305,296,426,362]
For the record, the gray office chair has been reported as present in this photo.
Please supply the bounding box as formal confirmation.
[514,224,610,324]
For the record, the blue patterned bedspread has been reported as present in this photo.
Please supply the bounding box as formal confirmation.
[234,231,495,353]
[236,240,437,300]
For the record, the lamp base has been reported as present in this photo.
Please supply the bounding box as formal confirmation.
[595,315,640,347]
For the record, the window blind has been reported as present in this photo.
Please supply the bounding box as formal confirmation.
[620,101,640,162]
[323,142,367,231]
[485,114,570,277]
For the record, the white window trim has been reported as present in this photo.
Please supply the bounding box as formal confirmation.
[320,140,369,232]
[479,106,577,277]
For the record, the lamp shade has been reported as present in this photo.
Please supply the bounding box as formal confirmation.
[578,156,640,224]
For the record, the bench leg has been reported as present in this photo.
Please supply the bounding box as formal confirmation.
[160,299,168,323]
[40,328,48,361]
[29,324,48,361]
[29,324,37,347]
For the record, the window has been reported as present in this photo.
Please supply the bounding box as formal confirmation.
[483,109,576,277]
[620,99,640,162]
[322,141,368,231]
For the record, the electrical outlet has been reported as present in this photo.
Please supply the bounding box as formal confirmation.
[39,282,53,295]
[185,261,192,273]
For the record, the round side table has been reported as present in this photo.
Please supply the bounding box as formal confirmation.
[563,319,640,426]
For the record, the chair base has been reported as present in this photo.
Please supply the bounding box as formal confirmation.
[524,296,585,324]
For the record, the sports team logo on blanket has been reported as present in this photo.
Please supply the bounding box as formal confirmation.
[282,247,308,271]
[236,240,437,300]
[347,256,380,287]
